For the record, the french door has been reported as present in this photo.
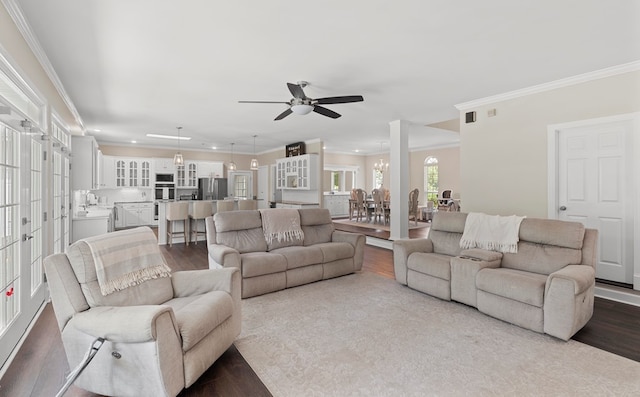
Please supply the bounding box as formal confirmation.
[0,122,46,368]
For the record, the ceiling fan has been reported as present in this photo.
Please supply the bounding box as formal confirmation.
[239,81,364,121]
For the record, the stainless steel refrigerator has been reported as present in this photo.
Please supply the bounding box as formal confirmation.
[198,178,227,200]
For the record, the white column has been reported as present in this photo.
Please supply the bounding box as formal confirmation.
[389,120,410,240]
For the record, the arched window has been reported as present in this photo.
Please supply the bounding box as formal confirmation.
[424,157,438,205]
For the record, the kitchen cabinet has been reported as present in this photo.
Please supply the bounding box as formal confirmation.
[118,202,154,228]
[176,162,198,188]
[154,157,175,173]
[276,202,319,209]
[71,136,100,190]
[323,193,350,218]
[114,158,153,188]
[276,154,318,190]
[197,161,224,178]
[100,154,116,188]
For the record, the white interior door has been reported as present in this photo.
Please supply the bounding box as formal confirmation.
[557,119,634,284]
[257,166,268,209]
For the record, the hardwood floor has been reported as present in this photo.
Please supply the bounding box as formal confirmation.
[2,224,639,396]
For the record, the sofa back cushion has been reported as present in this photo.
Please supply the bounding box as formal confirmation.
[66,240,173,308]
[299,208,335,246]
[429,212,467,256]
[501,218,586,275]
[214,210,267,253]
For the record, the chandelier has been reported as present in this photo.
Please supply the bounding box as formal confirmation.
[373,142,389,172]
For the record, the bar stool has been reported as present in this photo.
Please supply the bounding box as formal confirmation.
[237,199,257,210]
[216,200,235,212]
[189,201,213,245]
[166,201,189,247]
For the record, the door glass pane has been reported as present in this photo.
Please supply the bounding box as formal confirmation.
[53,152,61,252]
[30,140,43,294]
[0,124,21,335]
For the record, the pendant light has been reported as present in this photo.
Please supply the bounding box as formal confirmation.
[173,126,184,166]
[250,135,259,170]
[228,143,237,171]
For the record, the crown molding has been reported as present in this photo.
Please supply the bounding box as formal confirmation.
[1,0,84,130]
[455,60,640,111]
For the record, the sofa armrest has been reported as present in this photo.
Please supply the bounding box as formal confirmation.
[331,230,366,271]
[207,244,241,269]
[172,267,240,297]
[543,265,596,340]
[545,265,595,296]
[460,248,503,263]
[69,305,179,343]
[392,238,433,285]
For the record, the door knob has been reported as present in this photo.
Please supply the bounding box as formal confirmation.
[559,206,567,211]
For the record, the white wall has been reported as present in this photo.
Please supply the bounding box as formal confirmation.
[459,69,640,218]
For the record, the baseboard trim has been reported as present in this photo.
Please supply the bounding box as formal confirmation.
[595,286,640,308]
[366,237,392,250]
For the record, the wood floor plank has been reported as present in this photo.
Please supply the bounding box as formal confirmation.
[1,223,639,396]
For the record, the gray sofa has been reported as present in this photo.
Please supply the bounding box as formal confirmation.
[206,208,365,298]
[393,212,598,340]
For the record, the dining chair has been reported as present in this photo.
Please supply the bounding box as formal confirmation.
[353,188,368,222]
[408,188,419,226]
[371,188,388,225]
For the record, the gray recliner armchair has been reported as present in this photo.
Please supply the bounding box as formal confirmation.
[44,226,241,397]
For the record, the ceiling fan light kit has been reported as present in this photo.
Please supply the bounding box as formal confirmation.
[239,81,364,121]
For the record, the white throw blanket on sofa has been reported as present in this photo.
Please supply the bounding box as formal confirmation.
[460,212,525,253]
[260,208,304,244]
[83,226,172,296]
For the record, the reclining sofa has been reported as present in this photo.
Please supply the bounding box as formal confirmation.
[206,208,365,298]
[393,212,598,340]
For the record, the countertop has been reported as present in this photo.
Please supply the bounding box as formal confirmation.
[279,201,320,205]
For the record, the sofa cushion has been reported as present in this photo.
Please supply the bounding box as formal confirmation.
[432,212,467,233]
[164,290,233,352]
[407,252,451,280]
[501,242,583,275]
[240,252,287,277]
[214,211,267,253]
[519,218,585,249]
[299,208,335,245]
[66,240,173,308]
[476,268,547,307]
[314,242,355,263]
[429,230,464,257]
[271,246,324,270]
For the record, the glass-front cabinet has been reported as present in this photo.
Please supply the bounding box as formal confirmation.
[114,158,152,187]
[176,162,197,188]
[276,154,317,190]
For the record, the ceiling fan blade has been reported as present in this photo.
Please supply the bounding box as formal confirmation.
[313,105,341,119]
[287,83,307,99]
[274,108,293,121]
[239,100,289,104]
[314,95,364,105]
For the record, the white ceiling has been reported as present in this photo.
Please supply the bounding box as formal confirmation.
[12,0,640,155]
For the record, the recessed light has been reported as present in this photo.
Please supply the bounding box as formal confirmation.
[211,146,217,150]
[354,149,360,153]
[94,129,102,132]
[131,140,137,144]
[146,133,191,141]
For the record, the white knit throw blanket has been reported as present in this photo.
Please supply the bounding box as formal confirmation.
[460,212,525,253]
[83,226,172,296]
[260,209,304,244]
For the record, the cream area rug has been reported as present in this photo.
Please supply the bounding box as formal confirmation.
[236,272,640,397]
[333,218,430,231]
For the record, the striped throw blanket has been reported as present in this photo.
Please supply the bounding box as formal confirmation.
[460,212,525,253]
[259,208,304,244]
[83,226,172,296]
